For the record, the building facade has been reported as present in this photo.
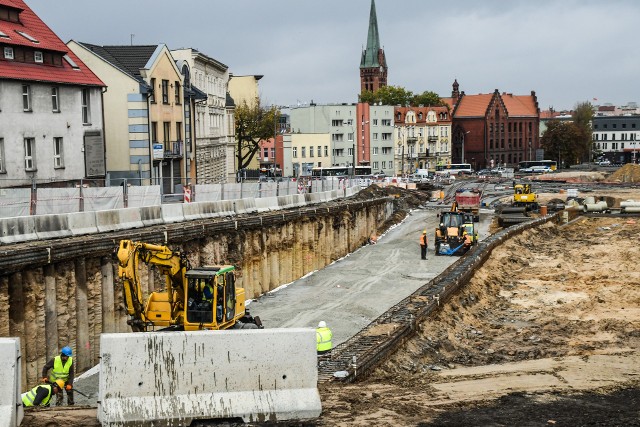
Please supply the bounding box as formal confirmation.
[393,106,452,174]
[452,88,540,170]
[0,0,105,188]
[172,48,234,184]
[591,115,640,164]
[69,43,186,194]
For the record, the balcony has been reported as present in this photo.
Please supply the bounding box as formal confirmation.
[164,141,183,159]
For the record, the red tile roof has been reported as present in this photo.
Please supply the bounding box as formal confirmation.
[501,93,537,117]
[0,0,103,86]
[454,94,494,117]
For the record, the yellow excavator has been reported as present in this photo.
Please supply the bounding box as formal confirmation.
[116,240,262,332]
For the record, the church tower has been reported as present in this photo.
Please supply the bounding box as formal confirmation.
[360,0,387,95]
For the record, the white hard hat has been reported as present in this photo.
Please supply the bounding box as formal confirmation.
[318,321,326,328]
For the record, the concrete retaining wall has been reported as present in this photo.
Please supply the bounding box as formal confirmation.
[98,329,321,426]
[0,338,22,427]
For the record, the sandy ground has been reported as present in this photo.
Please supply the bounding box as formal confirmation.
[318,216,640,426]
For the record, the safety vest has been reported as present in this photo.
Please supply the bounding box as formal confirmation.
[316,327,333,352]
[49,355,72,382]
[420,235,428,246]
[21,384,52,407]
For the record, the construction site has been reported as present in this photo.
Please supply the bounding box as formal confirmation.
[2,165,640,426]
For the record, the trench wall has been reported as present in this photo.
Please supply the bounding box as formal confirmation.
[0,197,394,391]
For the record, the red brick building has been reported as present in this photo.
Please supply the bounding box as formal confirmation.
[450,87,540,170]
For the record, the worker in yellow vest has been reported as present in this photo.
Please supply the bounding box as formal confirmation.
[41,346,74,405]
[316,321,333,355]
[21,380,64,407]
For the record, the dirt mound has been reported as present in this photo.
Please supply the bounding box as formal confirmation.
[606,163,640,183]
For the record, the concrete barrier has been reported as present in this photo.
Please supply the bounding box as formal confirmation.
[291,194,306,208]
[160,203,185,224]
[277,195,294,209]
[182,202,207,221]
[96,207,144,233]
[234,198,257,215]
[0,338,22,427]
[34,214,73,240]
[255,196,279,212]
[67,211,99,236]
[98,329,321,426]
[0,216,37,245]
[139,206,163,227]
[213,200,235,217]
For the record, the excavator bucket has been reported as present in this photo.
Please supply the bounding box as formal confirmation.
[98,329,321,426]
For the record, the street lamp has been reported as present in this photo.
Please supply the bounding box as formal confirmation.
[461,130,470,163]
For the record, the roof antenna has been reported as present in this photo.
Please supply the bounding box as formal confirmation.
[130,34,135,46]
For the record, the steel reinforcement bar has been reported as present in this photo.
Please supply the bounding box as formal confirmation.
[318,212,561,383]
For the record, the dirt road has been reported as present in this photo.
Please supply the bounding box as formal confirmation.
[319,216,640,426]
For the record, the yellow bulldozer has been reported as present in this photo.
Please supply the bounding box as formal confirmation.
[513,183,539,211]
[116,240,262,332]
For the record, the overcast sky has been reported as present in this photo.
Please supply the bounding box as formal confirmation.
[29,0,639,111]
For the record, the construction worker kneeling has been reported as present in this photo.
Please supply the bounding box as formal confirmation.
[316,321,333,355]
[22,380,64,408]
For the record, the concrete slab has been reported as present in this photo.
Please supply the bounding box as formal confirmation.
[67,212,99,236]
[34,214,73,240]
[96,208,144,233]
[139,206,163,227]
[160,203,185,224]
[0,338,22,427]
[98,329,321,426]
[0,216,38,244]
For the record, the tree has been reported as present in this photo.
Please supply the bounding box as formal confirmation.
[571,101,595,163]
[360,86,446,108]
[541,120,582,167]
[234,99,279,171]
[411,91,447,108]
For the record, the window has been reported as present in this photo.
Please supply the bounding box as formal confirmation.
[348,132,354,142]
[81,88,91,123]
[332,133,344,142]
[331,119,343,127]
[373,133,378,140]
[51,87,60,112]
[263,148,268,158]
[372,119,378,125]
[0,138,5,173]
[24,138,36,170]
[270,148,275,158]
[4,46,13,59]
[317,146,321,157]
[34,51,43,63]
[301,147,306,158]
[151,122,158,142]
[373,161,379,169]
[373,147,379,155]
[22,85,31,111]
[382,119,391,126]
[174,81,181,104]
[53,137,64,168]
[176,122,182,142]
[293,147,297,158]
[324,146,328,157]
[163,122,171,148]
[310,146,314,157]
[149,78,156,103]
[162,80,169,104]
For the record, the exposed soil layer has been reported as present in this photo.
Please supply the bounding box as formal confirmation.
[319,215,640,426]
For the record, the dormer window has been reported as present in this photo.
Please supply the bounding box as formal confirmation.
[4,46,13,59]
[16,30,39,44]
[34,51,43,63]
[0,30,9,39]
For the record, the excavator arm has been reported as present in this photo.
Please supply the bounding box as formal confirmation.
[116,240,190,331]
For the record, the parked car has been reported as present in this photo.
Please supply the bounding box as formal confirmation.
[597,160,611,166]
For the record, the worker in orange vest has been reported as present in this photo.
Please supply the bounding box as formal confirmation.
[420,230,428,260]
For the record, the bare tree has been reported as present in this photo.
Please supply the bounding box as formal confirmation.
[234,98,279,171]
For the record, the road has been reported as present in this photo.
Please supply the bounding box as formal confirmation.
[249,203,494,346]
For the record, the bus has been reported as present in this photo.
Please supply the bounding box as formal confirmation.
[518,160,557,171]
[435,163,473,175]
[311,166,372,177]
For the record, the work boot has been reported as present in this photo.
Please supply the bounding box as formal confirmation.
[56,394,63,406]
[67,390,74,406]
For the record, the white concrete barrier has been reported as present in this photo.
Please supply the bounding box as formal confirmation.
[213,200,235,217]
[96,207,144,233]
[182,202,207,221]
[160,203,185,224]
[0,216,37,244]
[67,211,99,236]
[34,214,73,240]
[234,198,257,215]
[98,329,321,426]
[255,197,279,212]
[0,338,22,427]
[139,206,163,227]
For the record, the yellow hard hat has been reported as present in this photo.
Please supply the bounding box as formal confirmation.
[423,230,427,234]
[54,379,65,390]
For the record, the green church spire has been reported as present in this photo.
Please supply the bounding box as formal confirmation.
[360,0,383,68]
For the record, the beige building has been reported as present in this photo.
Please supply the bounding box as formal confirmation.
[290,133,331,176]
[68,43,186,195]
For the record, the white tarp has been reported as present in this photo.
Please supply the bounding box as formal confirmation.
[224,183,242,200]
[83,187,124,212]
[241,182,260,199]
[281,180,298,196]
[0,188,30,218]
[260,182,278,198]
[127,185,161,207]
[35,188,80,215]
[193,184,222,202]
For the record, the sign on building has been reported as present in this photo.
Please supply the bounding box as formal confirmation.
[84,131,105,177]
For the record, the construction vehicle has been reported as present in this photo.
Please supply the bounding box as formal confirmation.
[513,183,538,211]
[434,204,474,256]
[116,240,262,332]
[455,188,481,222]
